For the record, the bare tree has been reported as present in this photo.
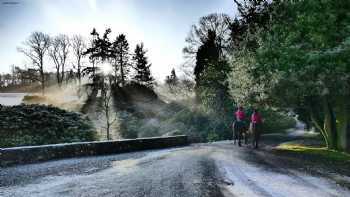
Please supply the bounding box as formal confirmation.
[71,35,87,85]
[183,13,232,58]
[17,32,50,94]
[49,34,70,86]
[100,77,117,140]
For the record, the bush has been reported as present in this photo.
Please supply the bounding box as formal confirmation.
[260,109,296,133]
[22,95,49,104]
[0,104,97,148]
[161,105,232,142]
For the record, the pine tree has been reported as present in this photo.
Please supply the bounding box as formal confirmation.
[112,34,130,86]
[132,43,154,88]
[165,68,178,93]
[83,28,114,78]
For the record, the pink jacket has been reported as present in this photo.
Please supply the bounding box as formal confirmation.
[235,110,245,121]
[251,112,261,123]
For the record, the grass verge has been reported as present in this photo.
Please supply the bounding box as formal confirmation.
[276,143,350,163]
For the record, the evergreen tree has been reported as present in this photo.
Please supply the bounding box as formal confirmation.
[83,28,113,78]
[165,68,178,93]
[83,28,114,91]
[112,34,130,86]
[194,29,231,114]
[132,43,154,88]
[194,30,220,85]
[165,69,178,85]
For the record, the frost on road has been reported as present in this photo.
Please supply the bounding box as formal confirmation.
[0,142,349,197]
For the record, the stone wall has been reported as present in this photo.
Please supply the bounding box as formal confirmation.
[0,135,188,167]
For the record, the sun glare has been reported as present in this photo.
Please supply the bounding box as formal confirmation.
[101,62,113,75]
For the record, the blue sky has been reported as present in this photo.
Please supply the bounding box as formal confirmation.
[0,0,235,80]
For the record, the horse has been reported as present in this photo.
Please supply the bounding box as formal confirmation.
[232,120,248,146]
[249,122,261,149]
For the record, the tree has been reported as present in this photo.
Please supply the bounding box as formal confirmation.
[132,43,154,88]
[194,29,231,111]
[194,30,220,85]
[49,34,70,86]
[228,0,350,152]
[165,68,179,93]
[230,0,272,51]
[183,13,232,58]
[83,28,114,91]
[17,32,50,94]
[71,35,87,85]
[112,34,130,86]
[100,76,117,140]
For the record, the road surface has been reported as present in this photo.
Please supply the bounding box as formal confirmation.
[0,141,349,197]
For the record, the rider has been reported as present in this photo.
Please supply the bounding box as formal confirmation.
[251,109,261,124]
[234,106,246,146]
[250,109,262,149]
[235,106,245,122]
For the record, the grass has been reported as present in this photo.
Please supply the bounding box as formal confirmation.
[275,143,350,188]
[276,143,350,163]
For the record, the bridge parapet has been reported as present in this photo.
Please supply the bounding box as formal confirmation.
[0,135,188,167]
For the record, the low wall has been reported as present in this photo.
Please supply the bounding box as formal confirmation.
[0,135,188,167]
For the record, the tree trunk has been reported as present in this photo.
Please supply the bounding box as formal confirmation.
[120,56,125,87]
[335,96,350,152]
[56,67,61,87]
[40,57,45,95]
[61,65,65,85]
[310,108,329,147]
[323,97,338,150]
[41,71,45,95]
[307,96,330,148]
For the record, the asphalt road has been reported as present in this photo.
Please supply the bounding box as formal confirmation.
[1,142,349,197]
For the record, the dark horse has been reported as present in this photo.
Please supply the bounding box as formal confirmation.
[232,121,248,146]
[250,122,261,149]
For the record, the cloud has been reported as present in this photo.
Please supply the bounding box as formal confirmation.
[2,1,20,6]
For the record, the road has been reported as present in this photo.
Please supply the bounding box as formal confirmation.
[0,141,349,197]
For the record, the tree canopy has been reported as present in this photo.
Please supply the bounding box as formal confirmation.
[227,0,350,151]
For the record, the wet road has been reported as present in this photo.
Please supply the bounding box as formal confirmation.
[1,142,349,197]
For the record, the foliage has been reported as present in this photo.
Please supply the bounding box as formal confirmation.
[116,93,294,142]
[132,43,154,88]
[112,34,130,86]
[164,68,179,94]
[22,95,49,104]
[183,13,232,57]
[193,28,231,117]
[259,109,296,133]
[227,0,350,151]
[0,104,96,147]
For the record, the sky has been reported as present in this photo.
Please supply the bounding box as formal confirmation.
[0,0,235,80]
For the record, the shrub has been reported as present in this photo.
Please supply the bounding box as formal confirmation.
[0,104,96,147]
[22,95,48,104]
[260,109,296,133]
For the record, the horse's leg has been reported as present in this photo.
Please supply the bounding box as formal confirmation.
[238,128,242,147]
[255,127,260,149]
[244,129,248,145]
[252,132,256,148]
[232,123,236,145]
[251,124,255,148]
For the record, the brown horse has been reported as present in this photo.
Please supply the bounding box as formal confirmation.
[232,121,248,146]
